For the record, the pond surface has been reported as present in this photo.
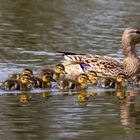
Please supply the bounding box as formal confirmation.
[0,0,140,139]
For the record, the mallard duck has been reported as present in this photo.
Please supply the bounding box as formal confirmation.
[100,73,127,89]
[41,63,65,81]
[62,28,140,78]
[58,73,89,90]
[1,74,33,91]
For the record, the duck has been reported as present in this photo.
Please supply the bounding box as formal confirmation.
[57,73,89,90]
[100,73,127,89]
[61,28,140,79]
[1,74,33,91]
[33,72,55,88]
[87,70,97,86]
[40,63,65,81]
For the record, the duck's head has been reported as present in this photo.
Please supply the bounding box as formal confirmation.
[54,64,65,74]
[22,68,33,76]
[77,73,89,84]
[20,74,32,85]
[122,28,140,45]
[116,73,127,85]
[41,72,55,83]
[122,28,140,55]
[87,70,97,83]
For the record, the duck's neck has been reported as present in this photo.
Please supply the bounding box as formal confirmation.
[122,42,140,77]
[122,41,137,57]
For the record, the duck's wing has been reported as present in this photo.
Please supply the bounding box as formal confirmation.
[63,54,124,78]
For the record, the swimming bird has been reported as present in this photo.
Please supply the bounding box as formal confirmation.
[40,63,65,81]
[62,28,140,78]
[34,72,55,88]
[1,74,33,91]
[57,73,89,90]
[100,73,127,89]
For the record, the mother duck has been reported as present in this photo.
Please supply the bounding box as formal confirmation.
[62,27,140,78]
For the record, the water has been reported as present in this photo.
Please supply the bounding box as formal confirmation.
[0,0,140,139]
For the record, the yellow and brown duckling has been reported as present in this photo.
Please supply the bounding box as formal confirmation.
[33,72,55,88]
[87,70,97,86]
[100,73,127,89]
[1,74,33,91]
[41,64,65,81]
[58,73,89,90]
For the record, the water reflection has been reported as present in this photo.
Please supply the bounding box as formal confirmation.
[119,90,140,135]
[0,88,140,139]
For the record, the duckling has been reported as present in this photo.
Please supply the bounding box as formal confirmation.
[100,73,127,89]
[36,72,55,88]
[41,64,65,81]
[8,68,33,80]
[87,70,97,86]
[116,73,127,89]
[1,74,33,91]
[58,73,89,90]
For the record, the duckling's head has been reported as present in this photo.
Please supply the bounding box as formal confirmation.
[20,74,32,84]
[116,73,127,84]
[41,72,55,83]
[77,73,89,84]
[54,64,65,74]
[22,68,33,76]
[88,70,97,83]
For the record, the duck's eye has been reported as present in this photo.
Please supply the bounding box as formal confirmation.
[136,30,140,34]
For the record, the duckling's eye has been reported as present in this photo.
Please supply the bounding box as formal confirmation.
[136,30,140,34]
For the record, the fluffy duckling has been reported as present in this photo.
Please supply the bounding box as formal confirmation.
[87,70,97,86]
[8,68,33,80]
[1,74,32,91]
[41,64,65,81]
[101,73,127,89]
[35,72,55,88]
[116,73,127,88]
[58,73,89,90]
